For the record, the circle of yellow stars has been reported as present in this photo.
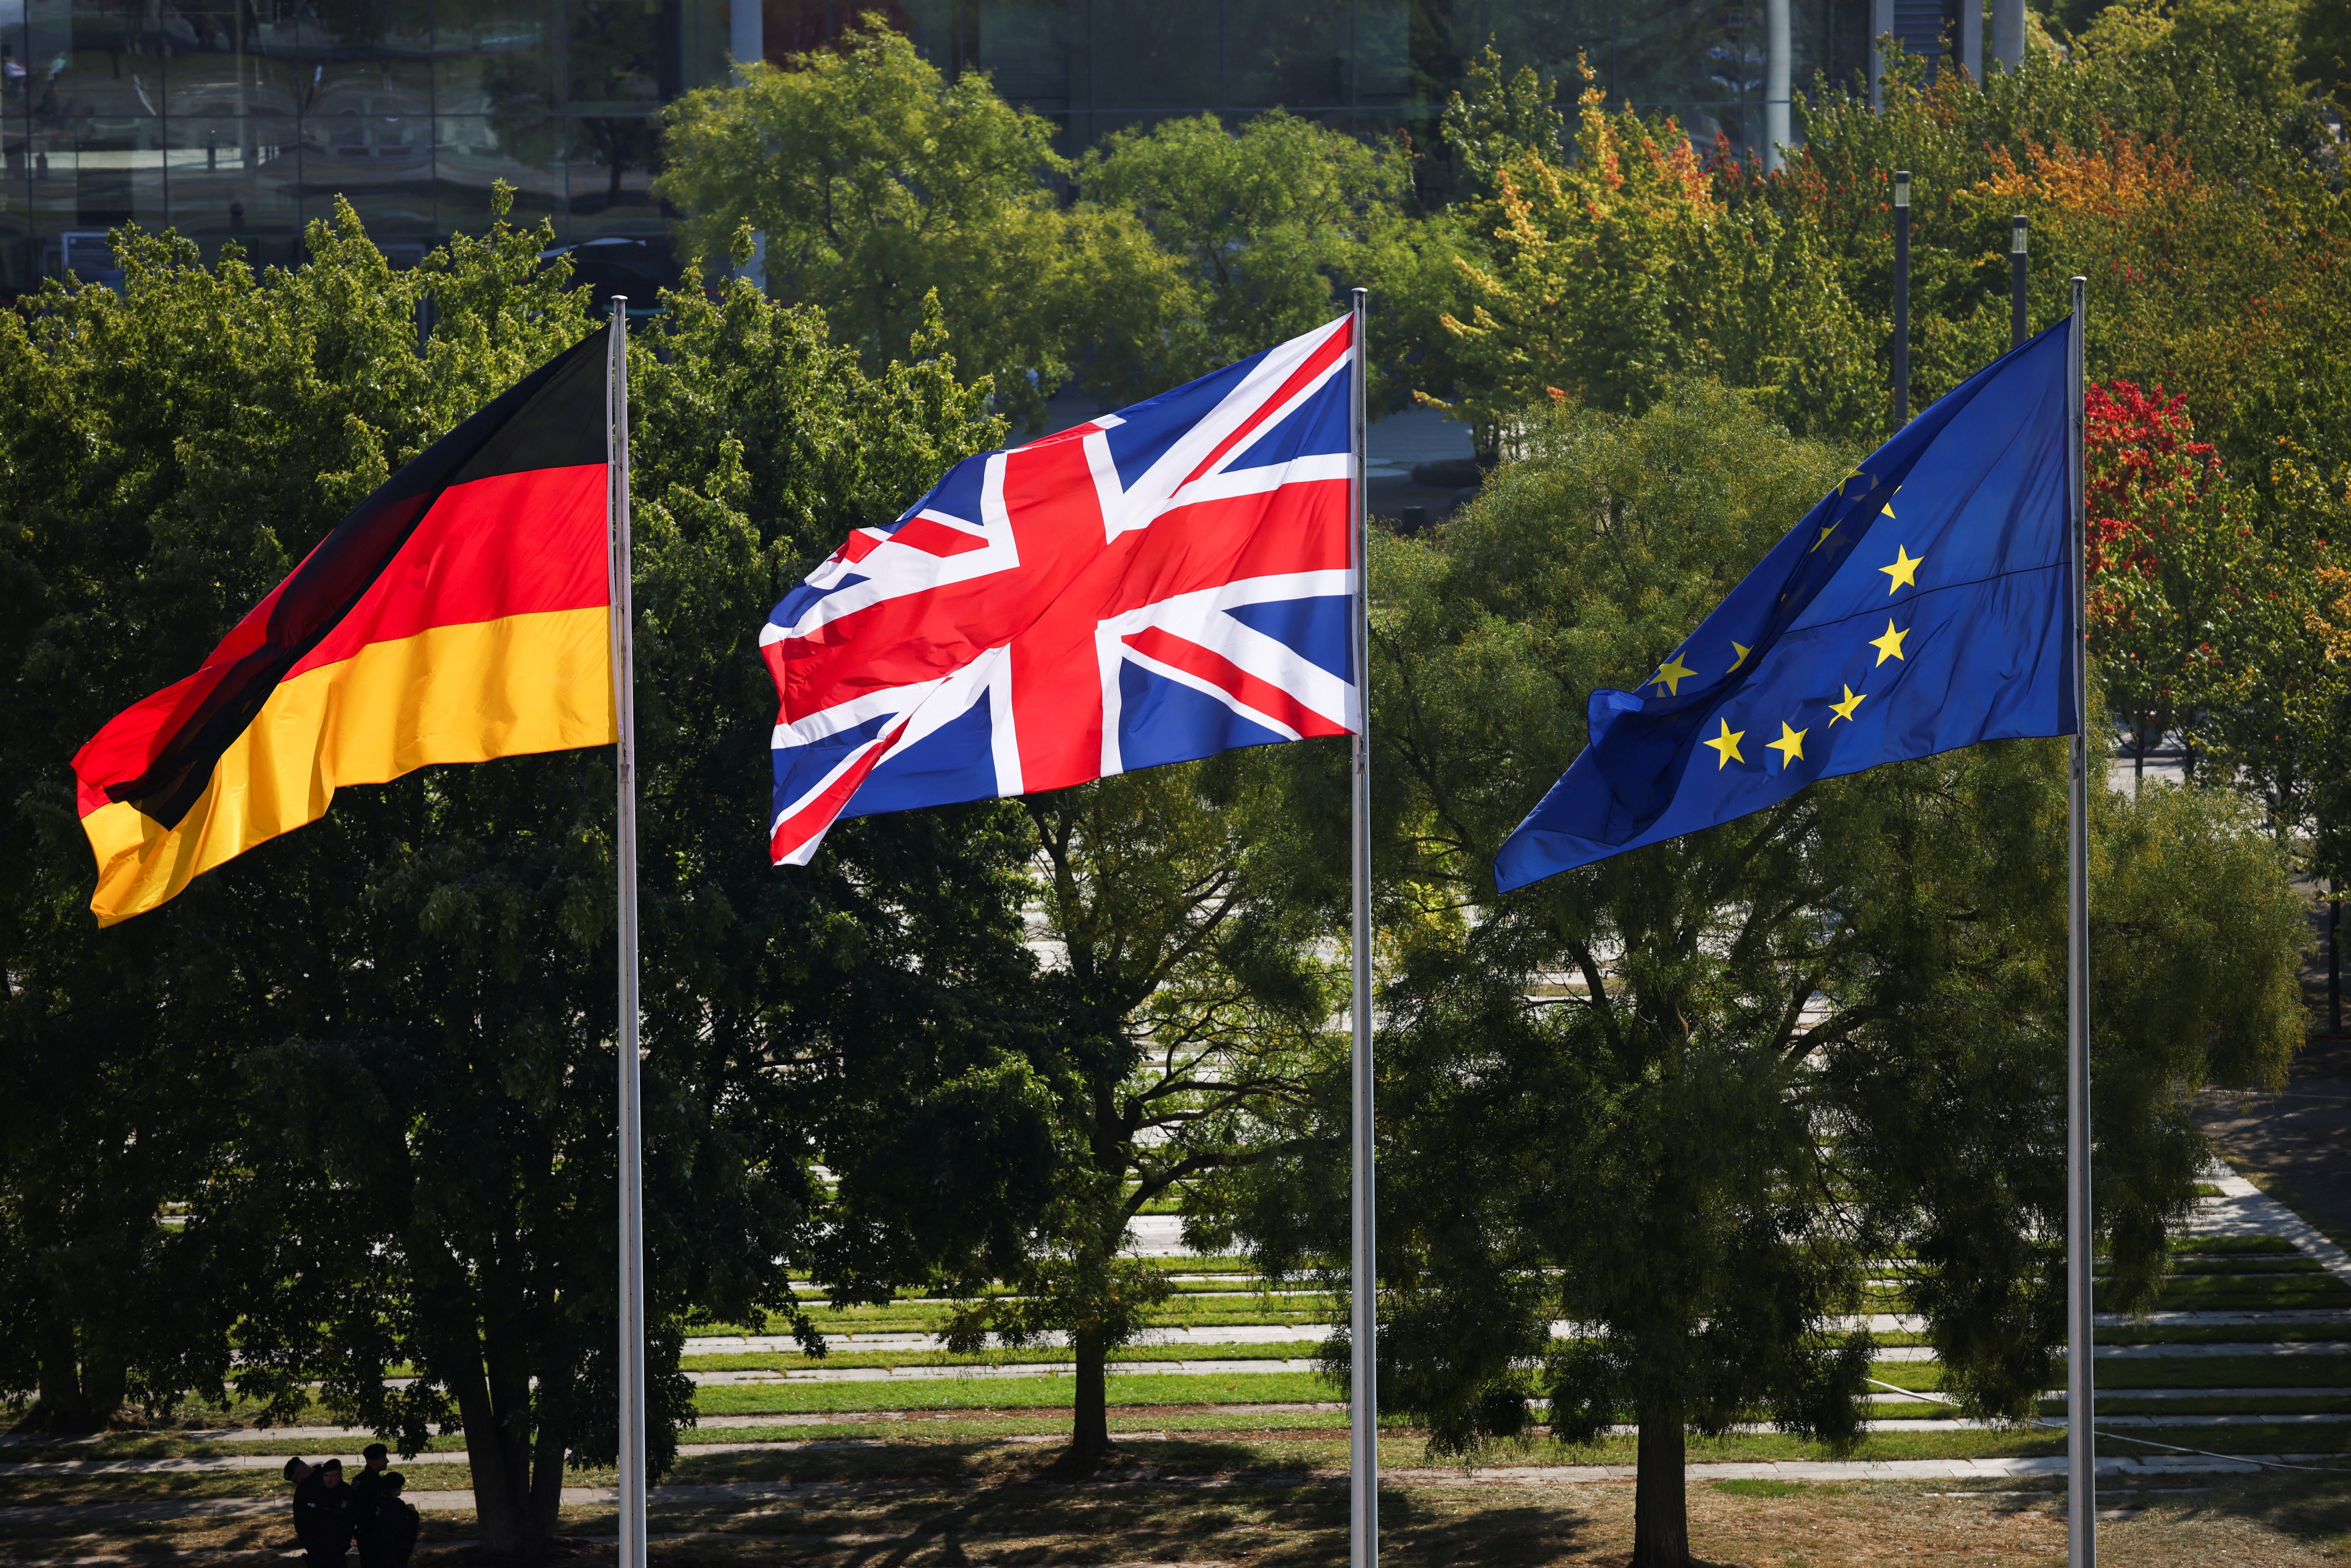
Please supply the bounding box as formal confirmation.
[1657,528,1923,772]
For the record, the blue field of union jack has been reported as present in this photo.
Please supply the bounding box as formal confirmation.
[760,313,1361,865]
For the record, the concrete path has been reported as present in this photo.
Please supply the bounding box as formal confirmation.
[2088,1339,2351,1359]
[2189,1167,2351,1288]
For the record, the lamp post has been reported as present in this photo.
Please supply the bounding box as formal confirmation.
[1893,170,1912,424]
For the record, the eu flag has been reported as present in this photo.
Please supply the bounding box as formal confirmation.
[1495,321,2076,892]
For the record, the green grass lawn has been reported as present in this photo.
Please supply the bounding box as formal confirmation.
[694,1369,1341,1416]
[2130,1274,2351,1311]
[680,1339,1326,1373]
[2056,1394,2351,1415]
[738,1299,1338,1338]
[2157,1256,2327,1275]
[2086,1353,2351,1388]
[2097,1320,2351,1344]
[2173,1235,2301,1255]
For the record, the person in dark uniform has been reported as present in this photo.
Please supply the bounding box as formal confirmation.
[293,1456,358,1568]
[351,1443,391,1568]
[373,1474,420,1568]
[284,1457,317,1548]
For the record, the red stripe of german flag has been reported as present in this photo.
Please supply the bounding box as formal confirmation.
[73,327,618,925]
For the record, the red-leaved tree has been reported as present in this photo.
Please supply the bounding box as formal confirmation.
[2082,379,2240,786]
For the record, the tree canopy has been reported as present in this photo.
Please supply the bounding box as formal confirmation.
[0,197,1063,1552]
[1204,386,2306,1567]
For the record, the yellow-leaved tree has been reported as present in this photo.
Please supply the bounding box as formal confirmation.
[1434,74,1877,454]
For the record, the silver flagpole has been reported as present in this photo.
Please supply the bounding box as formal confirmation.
[609,299,649,1568]
[1346,286,1379,1568]
[2064,274,2095,1568]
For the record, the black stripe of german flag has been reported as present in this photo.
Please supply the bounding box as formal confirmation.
[74,326,617,924]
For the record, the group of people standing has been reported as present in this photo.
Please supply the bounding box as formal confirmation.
[283,1445,420,1568]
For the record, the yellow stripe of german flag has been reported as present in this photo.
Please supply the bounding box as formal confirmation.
[85,607,615,925]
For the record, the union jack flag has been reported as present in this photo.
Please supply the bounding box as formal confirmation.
[761,314,1361,864]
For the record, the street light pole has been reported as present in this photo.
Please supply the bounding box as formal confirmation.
[2012,215,2029,350]
[1894,171,1912,424]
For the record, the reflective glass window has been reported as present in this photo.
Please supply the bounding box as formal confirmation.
[1461,0,1606,96]
[435,113,562,235]
[438,0,558,115]
[160,8,298,118]
[972,0,1072,114]
[1224,0,1344,111]
[24,112,164,245]
[0,106,26,299]
[1091,2,1216,112]
[275,0,434,114]
[1612,0,1753,109]
[1352,0,1411,109]
[568,0,670,106]
[680,0,730,91]
[891,0,957,76]
[4,1,33,119]
[26,1,168,122]
[566,113,660,235]
[296,98,432,237]
[162,111,299,236]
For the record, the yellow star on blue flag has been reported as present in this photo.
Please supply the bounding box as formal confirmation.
[1497,321,2078,890]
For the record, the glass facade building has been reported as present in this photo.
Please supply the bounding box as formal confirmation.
[0,1,1895,303]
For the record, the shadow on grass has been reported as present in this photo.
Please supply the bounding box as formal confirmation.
[2146,1468,2351,1547]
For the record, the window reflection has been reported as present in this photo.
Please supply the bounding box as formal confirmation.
[972,0,1070,113]
[568,0,671,106]
[161,112,298,235]
[25,113,165,261]
[1352,0,1411,110]
[439,0,558,114]
[0,1,1876,303]
[1224,0,1343,111]
[1093,3,1217,113]
[299,91,432,237]
[435,114,561,234]
[567,114,661,236]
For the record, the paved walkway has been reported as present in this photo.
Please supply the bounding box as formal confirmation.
[2190,1167,2351,1286]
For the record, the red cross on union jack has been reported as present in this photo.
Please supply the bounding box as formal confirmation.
[761,314,1362,865]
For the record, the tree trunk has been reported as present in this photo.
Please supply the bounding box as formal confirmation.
[452,1350,555,1560]
[31,1306,87,1432]
[78,1328,127,1423]
[1069,1324,1113,1462]
[1631,1397,1689,1568]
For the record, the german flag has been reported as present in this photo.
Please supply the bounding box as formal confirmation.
[74,327,619,925]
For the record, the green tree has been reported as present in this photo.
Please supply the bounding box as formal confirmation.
[656,18,1169,429]
[0,200,1059,1555]
[1782,12,2351,475]
[1208,386,2305,1568]
[2192,447,2351,850]
[1078,109,1452,414]
[1434,77,1877,452]
[941,756,1343,1462]
[1436,43,1565,206]
[2302,0,2351,100]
